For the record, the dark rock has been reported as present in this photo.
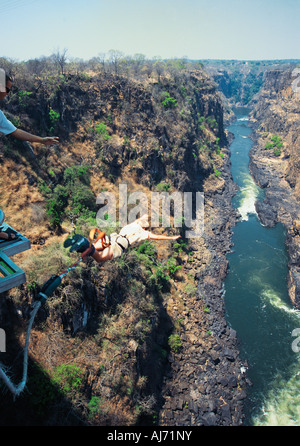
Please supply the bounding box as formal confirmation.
[176,398,184,410]
[228,376,238,388]
[209,349,221,364]
[221,404,232,422]
[223,347,236,361]
[255,200,277,227]
[236,390,247,400]
[219,376,229,387]
[200,412,217,426]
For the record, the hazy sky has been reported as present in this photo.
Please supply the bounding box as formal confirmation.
[1,0,299,61]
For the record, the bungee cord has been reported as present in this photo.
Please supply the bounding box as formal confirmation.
[0,300,41,398]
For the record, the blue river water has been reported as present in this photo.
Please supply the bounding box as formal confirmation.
[224,107,300,426]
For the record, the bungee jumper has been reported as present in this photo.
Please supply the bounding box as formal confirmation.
[41,215,180,304]
[64,214,181,264]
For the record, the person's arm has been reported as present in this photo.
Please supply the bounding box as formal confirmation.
[10,129,59,145]
[92,246,114,263]
[148,232,181,241]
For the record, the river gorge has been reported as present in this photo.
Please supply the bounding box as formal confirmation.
[224,107,300,426]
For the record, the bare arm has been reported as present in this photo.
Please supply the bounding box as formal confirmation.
[10,129,59,145]
[148,232,181,241]
[92,246,114,263]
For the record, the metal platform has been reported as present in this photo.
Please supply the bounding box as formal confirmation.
[0,211,31,293]
[0,252,27,293]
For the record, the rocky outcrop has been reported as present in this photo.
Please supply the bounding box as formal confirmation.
[249,67,300,308]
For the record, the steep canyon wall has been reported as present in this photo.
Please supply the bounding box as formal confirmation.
[249,67,300,308]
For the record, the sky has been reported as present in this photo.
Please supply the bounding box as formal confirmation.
[1,0,299,62]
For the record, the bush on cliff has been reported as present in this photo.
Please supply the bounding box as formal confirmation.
[45,165,96,227]
[264,134,283,157]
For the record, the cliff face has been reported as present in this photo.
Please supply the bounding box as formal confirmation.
[203,60,267,106]
[249,67,300,308]
[0,66,247,425]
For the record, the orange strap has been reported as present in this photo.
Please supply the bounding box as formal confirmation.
[89,228,110,250]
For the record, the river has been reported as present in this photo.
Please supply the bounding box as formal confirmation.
[224,107,300,426]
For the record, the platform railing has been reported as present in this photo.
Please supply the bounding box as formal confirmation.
[0,209,31,293]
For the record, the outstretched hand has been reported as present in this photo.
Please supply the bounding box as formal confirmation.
[42,136,59,145]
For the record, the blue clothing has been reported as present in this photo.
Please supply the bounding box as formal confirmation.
[0,110,16,135]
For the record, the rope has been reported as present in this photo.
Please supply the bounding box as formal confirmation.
[59,257,83,277]
[0,300,41,398]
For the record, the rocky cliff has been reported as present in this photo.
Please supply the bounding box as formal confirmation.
[249,67,300,308]
[0,63,247,425]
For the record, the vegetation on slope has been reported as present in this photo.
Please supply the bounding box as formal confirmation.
[0,54,227,425]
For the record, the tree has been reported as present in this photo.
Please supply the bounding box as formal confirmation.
[0,57,17,78]
[153,57,165,82]
[25,57,49,76]
[131,53,146,76]
[52,48,68,75]
[68,57,86,76]
[108,49,124,75]
[97,52,107,72]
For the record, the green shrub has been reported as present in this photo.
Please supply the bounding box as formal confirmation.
[172,239,187,254]
[48,108,60,133]
[70,181,97,216]
[274,148,281,157]
[155,257,181,290]
[64,165,91,186]
[265,135,283,156]
[206,116,218,130]
[46,184,69,227]
[161,92,177,109]
[168,334,182,353]
[17,90,32,105]
[166,257,181,277]
[264,142,273,150]
[45,165,96,227]
[156,181,171,192]
[88,396,103,419]
[49,108,60,124]
[94,122,111,140]
[52,364,84,395]
[136,240,157,258]
[271,135,282,147]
